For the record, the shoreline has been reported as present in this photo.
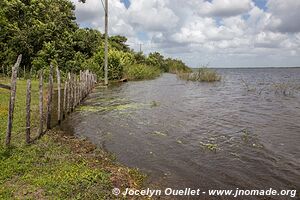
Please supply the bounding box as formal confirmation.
[0,127,148,199]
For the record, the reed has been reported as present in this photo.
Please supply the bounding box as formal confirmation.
[177,67,221,82]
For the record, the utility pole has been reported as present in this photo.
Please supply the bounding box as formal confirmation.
[104,0,108,85]
[139,43,142,53]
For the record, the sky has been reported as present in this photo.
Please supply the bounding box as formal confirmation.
[71,0,300,68]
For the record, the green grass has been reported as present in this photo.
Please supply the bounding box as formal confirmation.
[124,64,161,81]
[177,68,221,82]
[0,78,146,199]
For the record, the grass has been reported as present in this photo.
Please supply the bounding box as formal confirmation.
[124,64,161,81]
[0,77,146,199]
[177,68,221,82]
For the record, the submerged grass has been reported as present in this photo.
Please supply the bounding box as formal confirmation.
[200,142,218,152]
[0,78,146,199]
[78,103,143,113]
[177,68,221,82]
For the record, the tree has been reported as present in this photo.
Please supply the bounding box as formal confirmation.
[146,52,167,71]
[109,35,130,52]
[0,0,78,71]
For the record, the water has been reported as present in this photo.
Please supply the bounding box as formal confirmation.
[61,68,300,199]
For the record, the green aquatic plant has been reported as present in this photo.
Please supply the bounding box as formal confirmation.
[239,129,264,149]
[150,100,159,107]
[200,142,218,152]
[78,103,143,112]
[177,67,221,82]
[176,139,183,144]
[241,129,250,142]
[152,131,168,137]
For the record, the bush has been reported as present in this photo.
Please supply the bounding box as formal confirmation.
[124,64,161,80]
[89,49,127,80]
[178,68,221,82]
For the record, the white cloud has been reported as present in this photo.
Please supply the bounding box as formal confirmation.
[127,0,179,32]
[266,0,300,33]
[189,0,254,17]
[71,0,300,67]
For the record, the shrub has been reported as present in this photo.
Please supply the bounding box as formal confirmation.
[124,64,161,80]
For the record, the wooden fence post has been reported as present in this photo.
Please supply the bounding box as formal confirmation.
[6,54,22,146]
[67,73,71,113]
[46,64,53,130]
[26,79,31,144]
[74,75,77,107]
[38,70,44,137]
[56,67,61,124]
[79,70,82,103]
[70,74,74,111]
[63,80,67,118]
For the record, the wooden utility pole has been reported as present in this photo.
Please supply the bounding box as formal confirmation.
[104,0,108,85]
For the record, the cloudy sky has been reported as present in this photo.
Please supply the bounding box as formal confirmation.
[71,0,300,68]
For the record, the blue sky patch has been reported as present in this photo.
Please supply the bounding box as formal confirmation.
[253,0,268,11]
[121,0,130,9]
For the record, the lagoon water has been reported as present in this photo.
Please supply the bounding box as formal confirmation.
[62,68,300,199]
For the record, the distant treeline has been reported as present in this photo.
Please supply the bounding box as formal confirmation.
[0,0,191,80]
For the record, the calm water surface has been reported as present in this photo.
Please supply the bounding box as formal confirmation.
[62,68,300,199]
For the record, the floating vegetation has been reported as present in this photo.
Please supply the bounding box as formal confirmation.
[241,129,250,142]
[200,142,218,152]
[152,131,168,137]
[176,139,183,144]
[78,103,144,113]
[150,100,160,107]
[86,97,126,104]
[239,128,264,149]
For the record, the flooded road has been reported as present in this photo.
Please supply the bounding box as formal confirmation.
[61,68,300,199]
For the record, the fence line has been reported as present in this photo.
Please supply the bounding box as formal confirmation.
[4,55,97,146]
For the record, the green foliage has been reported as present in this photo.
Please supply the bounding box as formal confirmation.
[134,52,147,64]
[90,49,124,80]
[109,35,130,52]
[165,58,191,73]
[146,52,168,72]
[0,0,78,70]
[124,64,161,80]
[73,28,103,57]
[108,50,124,80]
